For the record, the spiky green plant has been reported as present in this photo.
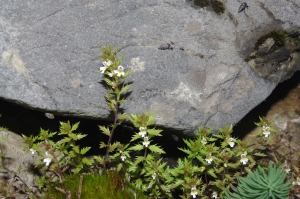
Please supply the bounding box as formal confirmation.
[223,163,292,199]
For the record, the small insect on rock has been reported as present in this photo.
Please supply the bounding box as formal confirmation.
[238,2,249,13]
[158,43,173,50]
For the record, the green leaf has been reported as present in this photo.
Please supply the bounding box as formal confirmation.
[253,152,267,157]
[73,145,80,153]
[148,145,165,154]
[94,156,105,164]
[71,122,80,131]
[207,169,217,178]
[99,142,107,149]
[118,113,129,120]
[80,147,91,155]
[99,125,110,136]
[68,133,78,140]
[147,128,163,136]
[58,137,72,144]
[82,157,94,165]
[104,77,113,86]
[135,156,145,164]
[76,133,87,140]
[109,142,119,152]
[146,154,154,161]
[119,84,132,94]
[129,144,144,151]
[130,133,141,142]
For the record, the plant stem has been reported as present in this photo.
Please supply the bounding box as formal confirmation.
[105,104,119,161]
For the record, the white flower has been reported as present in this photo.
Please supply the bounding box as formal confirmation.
[190,186,198,198]
[100,66,108,73]
[120,151,126,161]
[43,152,53,167]
[201,137,207,145]
[152,172,156,180]
[224,163,227,168]
[108,71,115,77]
[30,148,36,155]
[262,126,271,138]
[103,60,112,67]
[114,65,125,77]
[240,151,248,165]
[143,136,150,147]
[292,177,300,186]
[284,167,291,174]
[138,127,147,137]
[212,191,218,199]
[227,137,235,147]
[100,60,112,73]
[205,153,213,164]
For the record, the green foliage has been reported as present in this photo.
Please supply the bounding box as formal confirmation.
[44,172,147,199]
[223,163,292,199]
[254,30,287,53]
[22,121,94,192]
[193,0,225,15]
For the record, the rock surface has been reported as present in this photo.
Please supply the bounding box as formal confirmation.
[0,130,39,198]
[1,0,300,134]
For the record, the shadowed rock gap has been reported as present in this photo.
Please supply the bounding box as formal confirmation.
[0,71,299,157]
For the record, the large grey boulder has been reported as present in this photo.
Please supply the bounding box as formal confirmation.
[1,0,299,134]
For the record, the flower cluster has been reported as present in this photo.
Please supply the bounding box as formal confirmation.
[262,126,271,137]
[100,60,125,78]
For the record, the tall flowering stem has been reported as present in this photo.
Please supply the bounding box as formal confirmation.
[98,45,132,167]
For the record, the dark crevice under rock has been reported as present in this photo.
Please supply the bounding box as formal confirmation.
[0,71,300,157]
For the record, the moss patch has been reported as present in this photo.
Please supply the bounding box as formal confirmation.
[194,0,225,15]
[44,172,147,199]
[194,0,210,7]
[211,0,225,15]
[254,30,287,53]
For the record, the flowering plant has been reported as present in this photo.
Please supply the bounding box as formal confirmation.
[1,46,296,198]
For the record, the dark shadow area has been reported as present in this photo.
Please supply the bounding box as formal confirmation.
[0,71,299,158]
[232,70,300,139]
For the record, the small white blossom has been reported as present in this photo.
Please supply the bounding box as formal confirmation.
[138,127,147,137]
[114,65,125,77]
[100,66,108,73]
[120,152,126,161]
[43,152,52,167]
[227,137,235,147]
[201,137,207,145]
[190,186,198,198]
[152,172,156,180]
[262,126,271,138]
[240,151,248,165]
[143,136,150,147]
[205,153,213,164]
[224,163,227,168]
[284,167,291,174]
[100,60,112,73]
[212,191,218,199]
[292,177,300,186]
[30,148,36,155]
[108,71,115,77]
[103,60,112,67]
